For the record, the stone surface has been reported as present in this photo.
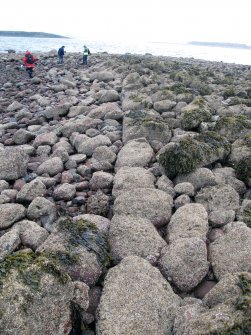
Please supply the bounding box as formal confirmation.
[96,256,181,335]
[0,148,29,180]
[0,203,26,229]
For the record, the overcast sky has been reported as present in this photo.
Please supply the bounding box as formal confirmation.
[1,0,251,44]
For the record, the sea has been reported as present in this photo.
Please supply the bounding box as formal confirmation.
[1,36,251,66]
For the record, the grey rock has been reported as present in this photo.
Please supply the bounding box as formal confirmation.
[17,219,49,250]
[16,179,47,203]
[159,238,209,292]
[208,210,235,227]
[174,182,195,196]
[195,184,240,213]
[96,256,181,335]
[115,138,154,171]
[90,171,114,190]
[114,188,173,227]
[27,196,57,232]
[53,183,76,201]
[109,214,166,263]
[167,203,208,242]
[174,168,216,191]
[0,203,26,229]
[13,129,35,144]
[209,224,251,279]
[0,148,29,180]
[37,157,64,176]
[0,227,21,260]
[77,135,112,156]
[112,167,155,197]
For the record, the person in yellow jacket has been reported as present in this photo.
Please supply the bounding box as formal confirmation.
[82,45,91,65]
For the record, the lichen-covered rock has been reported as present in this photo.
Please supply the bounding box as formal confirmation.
[96,256,181,335]
[37,217,110,286]
[158,132,230,178]
[114,188,173,227]
[159,238,209,292]
[109,214,166,263]
[122,110,172,145]
[0,251,89,335]
[167,203,208,242]
[214,115,251,142]
[180,104,212,130]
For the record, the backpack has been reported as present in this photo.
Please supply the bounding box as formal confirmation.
[26,54,34,64]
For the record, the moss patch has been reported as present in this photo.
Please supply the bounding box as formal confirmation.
[0,251,70,291]
[235,155,251,183]
[209,274,251,335]
[58,217,111,268]
[181,108,211,130]
[158,131,230,178]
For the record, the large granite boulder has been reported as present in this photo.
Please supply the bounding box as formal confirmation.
[167,203,208,242]
[114,188,173,227]
[112,167,155,197]
[195,184,240,213]
[115,138,154,171]
[159,238,209,292]
[109,214,166,263]
[209,223,251,279]
[96,256,181,335]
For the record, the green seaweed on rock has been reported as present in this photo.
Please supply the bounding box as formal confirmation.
[158,131,230,178]
[0,251,70,291]
[209,274,251,335]
[235,156,251,183]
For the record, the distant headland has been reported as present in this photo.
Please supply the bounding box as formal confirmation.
[0,31,70,38]
[189,41,251,49]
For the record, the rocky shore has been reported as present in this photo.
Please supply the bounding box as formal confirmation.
[0,50,250,334]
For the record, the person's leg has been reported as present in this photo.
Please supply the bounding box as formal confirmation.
[83,55,87,64]
[26,68,32,78]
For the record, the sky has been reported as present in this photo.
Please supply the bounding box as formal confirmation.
[1,0,251,45]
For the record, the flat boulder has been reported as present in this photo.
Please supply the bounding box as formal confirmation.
[114,188,173,227]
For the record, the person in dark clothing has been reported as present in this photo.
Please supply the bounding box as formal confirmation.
[58,46,65,64]
[23,51,36,78]
[82,45,90,65]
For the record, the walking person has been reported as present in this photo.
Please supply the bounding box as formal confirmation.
[82,45,90,65]
[23,51,36,78]
[58,46,65,64]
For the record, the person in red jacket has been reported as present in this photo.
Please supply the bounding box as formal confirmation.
[23,51,36,78]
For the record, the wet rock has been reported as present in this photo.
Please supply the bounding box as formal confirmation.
[27,196,58,232]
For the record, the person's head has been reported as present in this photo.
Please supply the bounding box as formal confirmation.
[62,46,65,48]
[25,51,31,55]
[83,45,87,48]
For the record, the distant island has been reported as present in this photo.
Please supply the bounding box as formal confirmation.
[0,31,70,38]
[188,41,251,49]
